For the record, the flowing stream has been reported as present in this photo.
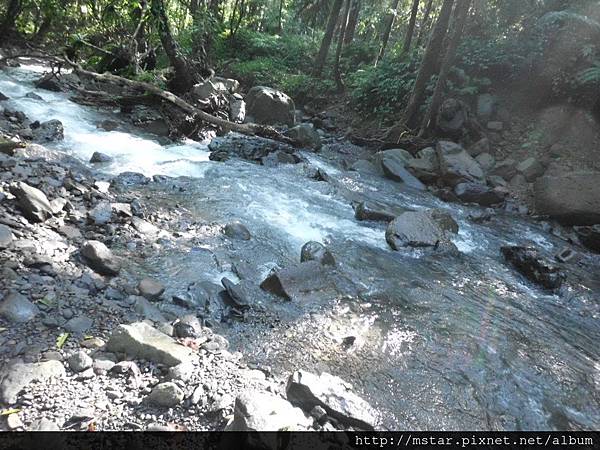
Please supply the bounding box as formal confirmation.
[1,62,600,430]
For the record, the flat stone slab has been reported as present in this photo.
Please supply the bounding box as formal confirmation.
[0,360,66,404]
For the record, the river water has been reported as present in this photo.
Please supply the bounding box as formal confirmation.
[1,62,599,430]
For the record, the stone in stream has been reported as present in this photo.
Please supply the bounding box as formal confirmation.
[147,382,184,407]
[0,224,14,248]
[208,132,295,163]
[300,241,335,266]
[224,222,251,240]
[0,91,8,101]
[97,120,119,131]
[0,291,39,323]
[226,390,310,432]
[25,92,44,101]
[354,201,406,223]
[285,123,322,150]
[88,201,113,225]
[68,350,93,373]
[9,181,54,222]
[534,171,600,225]
[260,260,335,301]
[454,182,506,207]
[35,73,62,92]
[381,154,426,190]
[286,370,377,430]
[0,360,66,404]
[436,140,485,185]
[89,151,113,163]
[221,277,252,310]
[32,119,64,142]
[80,240,120,276]
[138,277,165,301]
[385,210,457,250]
[245,86,296,126]
[106,322,194,366]
[501,246,565,290]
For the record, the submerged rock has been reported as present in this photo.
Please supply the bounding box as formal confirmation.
[286,370,377,430]
[80,240,120,276]
[10,181,53,222]
[300,241,335,266]
[35,73,62,92]
[501,246,565,290]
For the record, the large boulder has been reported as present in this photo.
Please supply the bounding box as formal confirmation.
[436,140,484,185]
[454,182,506,207]
[32,119,64,142]
[285,124,321,150]
[0,291,39,323]
[0,360,66,404]
[9,181,53,223]
[226,390,310,432]
[501,246,565,290]
[380,154,426,190]
[191,80,229,101]
[208,132,295,163]
[286,370,377,430]
[385,210,457,250]
[245,86,295,126]
[405,147,439,183]
[106,322,194,367]
[80,240,120,276]
[534,172,600,225]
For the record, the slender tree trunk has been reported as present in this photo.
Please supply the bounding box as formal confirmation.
[1,0,23,38]
[375,0,401,66]
[415,0,435,48]
[420,0,471,135]
[344,0,360,45]
[333,0,352,90]
[402,0,454,129]
[403,0,420,52]
[151,0,198,93]
[313,0,343,77]
[277,0,284,33]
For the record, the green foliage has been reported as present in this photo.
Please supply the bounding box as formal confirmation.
[578,62,600,85]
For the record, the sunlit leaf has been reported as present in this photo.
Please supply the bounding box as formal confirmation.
[56,332,70,349]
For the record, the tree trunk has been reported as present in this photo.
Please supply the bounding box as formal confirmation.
[344,0,361,45]
[401,0,454,129]
[415,0,435,48]
[420,0,471,135]
[313,0,343,77]
[277,0,284,33]
[150,0,198,93]
[333,0,352,90]
[375,0,401,66]
[403,0,420,53]
[1,0,22,38]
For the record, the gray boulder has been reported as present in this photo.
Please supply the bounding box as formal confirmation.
[90,152,113,163]
[385,210,456,250]
[286,370,377,430]
[380,154,426,190]
[229,95,246,123]
[300,241,335,266]
[0,224,13,248]
[475,153,496,172]
[138,277,165,301]
[224,222,251,240]
[491,159,517,179]
[68,351,93,373]
[0,360,66,404]
[354,201,406,223]
[436,141,484,185]
[285,124,322,150]
[10,181,53,222]
[80,240,120,276]
[534,171,600,225]
[516,157,545,181]
[226,391,310,432]
[245,86,295,126]
[147,382,184,407]
[0,291,39,323]
[106,322,194,366]
[32,119,64,142]
[191,80,229,101]
[260,261,335,301]
[88,201,112,225]
[454,182,506,206]
[208,132,295,163]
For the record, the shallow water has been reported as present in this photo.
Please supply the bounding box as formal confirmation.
[1,62,600,430]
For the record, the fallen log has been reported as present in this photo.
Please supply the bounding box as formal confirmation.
[62,56,296,145]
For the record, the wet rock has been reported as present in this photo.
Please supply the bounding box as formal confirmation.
[35,73,62,92]
[9,181,53,222]
[97,120,119,131]
[208,132,295,163]
[226,390,310,432]
[488,175,508,188]
[260,261,335,301]
[245,86,295,126]
[24,92,44,101]
[224,222,251,240]
[405,151,438,183]
[32,119,64,142]
[574,225,600,253]
[436,141,484,185]
[385,210,452,250]
[68,350,93,373]
[286,370,377,430]
[0,291,39,323]
[534,171,600,225]
[354,201,402,222]
[106,322,194,366]
[468,209,495,223]
[147,382,184,407]
[80,240,120,276]
[454,182,505,206]
[138,277,165,301]
[0,224,14,248]
[88,201,112,225]
[0,360,66,404]
[381,154,426,190]
[349,159,379,175]
[221,278,251,310]
[64,316,93,334]
[113,171,151,187]
[428,209,459,234]
[0,91,8,101]
[173,315,204,339]
[555,247,577,263]
[372,149,412,167]
[285,124,322,150]
[501,246,565,290]
[261,150,300,166]
[300,241,335,266]
[90,152,113,163]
